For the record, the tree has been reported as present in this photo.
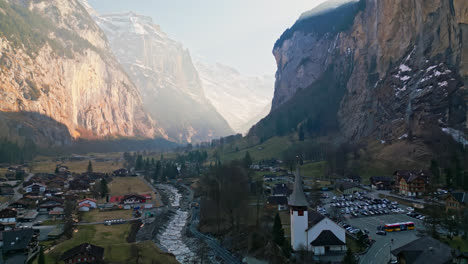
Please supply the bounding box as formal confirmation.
[445,168,453,188]
[298,125,305,141]
[38,246,45,264]
[243,151,253,168]
[343,248,358,264]
[429,160,440,184]
[55,166,59,174]
[272,213,290,257]
[135,155,144,171]
[100,178,108,198]
[87,160,93,173]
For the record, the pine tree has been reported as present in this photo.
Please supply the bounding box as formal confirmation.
[429,160,440,184]
[299,125,305,141]
[135,155,143,170]
[38,246,45,264]
[100,178,108,198]
[87,160,93,173]
[243,151,253,168]
[272,213,285,246]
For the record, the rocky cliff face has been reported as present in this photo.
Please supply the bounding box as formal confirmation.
[195,60,273,134]
[90,10,233,143]
[0,0,161,146]
[257,0,468,146]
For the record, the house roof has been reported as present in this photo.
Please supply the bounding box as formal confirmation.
[78,198,97,203]
[123,194,146,200]
[395,170,430,183]
[0,209,17,218]
[391,236,458,264]
[310,230,345,246]
[370,176,393,183]
[60,243,104,261]
[451,192,467,204]
[78,203,91,208]
[273,183,290,196]
[288,166,309,207]
[109,196,124,203]
[267,196,288,205]
[308,211,325,226]
[2,228,34,252]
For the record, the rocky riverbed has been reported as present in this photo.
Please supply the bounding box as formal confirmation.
[137,183,218,263]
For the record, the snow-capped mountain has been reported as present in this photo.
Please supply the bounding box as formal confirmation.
[195,60,274,133]
[86,5,233,143]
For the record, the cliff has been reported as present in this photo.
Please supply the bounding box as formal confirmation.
[91,11,233,143]
[0,0,162,146]
[252,0,468,148]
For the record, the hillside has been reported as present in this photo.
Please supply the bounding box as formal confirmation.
[250,0,468,167]
[0,0,165,147]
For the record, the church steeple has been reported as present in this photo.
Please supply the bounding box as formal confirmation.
[288,161,309,207]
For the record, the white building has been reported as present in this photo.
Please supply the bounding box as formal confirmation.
[289,167,347,255]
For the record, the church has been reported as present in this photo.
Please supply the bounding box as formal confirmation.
[289,166,347,255]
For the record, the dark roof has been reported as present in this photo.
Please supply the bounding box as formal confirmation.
[391,236,458,264]
[310,230,345,246]
[308,210,325,226]
[267,196,288,205]
[2,229,34,252]
[0,209,17,218]
[370,176,393,183]
[394,170,430,183]
[288,167,309,207]
[451,192,467,204]
[272,183,290,196]
[61,243,104,261]
[123,194,146,200]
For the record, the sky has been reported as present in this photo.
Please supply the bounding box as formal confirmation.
[88,0,328,76]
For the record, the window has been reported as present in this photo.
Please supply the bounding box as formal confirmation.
[298,210,304,216]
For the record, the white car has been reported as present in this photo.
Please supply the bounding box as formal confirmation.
[407,207,414,212]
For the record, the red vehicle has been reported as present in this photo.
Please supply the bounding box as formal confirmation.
[384,222,414,232]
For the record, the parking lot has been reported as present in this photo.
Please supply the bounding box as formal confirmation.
[318,191,426,264]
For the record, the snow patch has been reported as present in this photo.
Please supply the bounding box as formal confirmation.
[438,81,448,87]
[426,65,437,72]
[399,64,411,72]
[398,133,408,140]
[400,76,411,81]
[442,128,468,146]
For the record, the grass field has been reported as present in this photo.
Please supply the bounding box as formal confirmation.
[32,160,122,174]
[301,161,327,179]
[442,236,468,251]
[82,209,133,222]
[39,224,178,264]
[218,136,294,162]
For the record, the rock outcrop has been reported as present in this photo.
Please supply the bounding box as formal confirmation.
[254,0,468,146]
[0,0,162,146]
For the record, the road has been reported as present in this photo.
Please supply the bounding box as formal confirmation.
[347,214,423,264]
[138,176,163,207]
[0,173,34,210]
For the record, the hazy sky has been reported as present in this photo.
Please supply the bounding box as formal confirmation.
[88,0,328,76]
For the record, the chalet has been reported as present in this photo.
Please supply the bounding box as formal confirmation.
[346,173,361,183]
[394,170,430,197]
[267,196,288,211]
[391,236,460,264]
[272,183,291,196]
[39,197,64,212]
[56,165,69,173]
[49,207,65,220]
[120,194,146,205]
[109,195,124,203]
[445,192,467,213]
[17,210,39,222]
[60,243,104,264]
[0,209,17,223]
[0,187,14,196]
[370,176,394,190]
[23,182,46,194]
[78,203,91,212]
[289,167,346,254]
[9,198,36,210]
[78,198,97,209]
[2,228,36,254]
[68,179,90,192]
[339,182,364,195]
[113,169,129,177]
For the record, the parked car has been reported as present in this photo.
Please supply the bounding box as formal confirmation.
[407,207,415,212]
[376,230,387,236]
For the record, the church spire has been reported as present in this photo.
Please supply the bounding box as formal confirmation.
[288,157,308,207]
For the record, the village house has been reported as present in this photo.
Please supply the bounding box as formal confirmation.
[394,170,430,197]
[56,165,69,173]
[9,198,37,210]
[39,197,64,212]
[289,167,346,255]
[113,168,129,177]
[337,181,364,195]
[2,228,37,256]
[49,207,65,220]
[370,176,394,190]
[391,236,461,264]
[60,243,104,264]
[267,196,288,211]
[23,182,46,194]
[0,209,17,224]
[272,183,291,196]
[78,198,97,209]
[120,194,146,205]
[445,192,467,213]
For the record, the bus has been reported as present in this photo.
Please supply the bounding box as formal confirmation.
[384,222,415,232]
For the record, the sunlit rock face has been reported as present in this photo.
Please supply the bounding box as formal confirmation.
[258,0,467,143]
[90,10,233,143]
[195,60,274,134]
[0,0,162,146]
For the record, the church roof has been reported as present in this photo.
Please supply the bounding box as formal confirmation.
[310,230,345,246]
[288,166,309,207]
